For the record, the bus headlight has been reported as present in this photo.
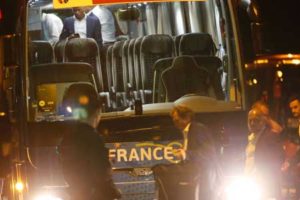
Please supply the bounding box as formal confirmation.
[225,176,262,200]
[15,181,24,192]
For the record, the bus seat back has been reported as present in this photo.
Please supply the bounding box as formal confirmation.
[152,57,174,103]
[140,34,174,103]
[30,40,54,64]
[162,56,210,102]
[193,56,225,100]
[179,33,216,56]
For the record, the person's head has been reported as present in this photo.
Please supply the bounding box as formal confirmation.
[248,107,268,134]
[170,105,194,131]
[72,7,85,20]
[62,83,101,126]
[288,95,300,119]
[252,100,270,116]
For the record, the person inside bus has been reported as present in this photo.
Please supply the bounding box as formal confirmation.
[84,5,120,91]
[59,7,103,47]
[59,83,120,200]
[170,105,221,199]
[251,100,283,134]
[245,106,284,199]
[88,6,116,45]
[41,12,63,46]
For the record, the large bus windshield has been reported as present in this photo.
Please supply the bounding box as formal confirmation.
[26,0,241,121]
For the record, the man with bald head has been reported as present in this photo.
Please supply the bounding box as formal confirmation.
[245,107,284,199]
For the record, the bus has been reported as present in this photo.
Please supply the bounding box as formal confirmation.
[0,0,300,199]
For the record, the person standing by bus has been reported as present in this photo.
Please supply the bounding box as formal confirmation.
[59,7,103,47]
[245,107,284,199]
[59,83,120,200]
[170,105,221,199]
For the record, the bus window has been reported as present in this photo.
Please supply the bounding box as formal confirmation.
[26,0,241,119]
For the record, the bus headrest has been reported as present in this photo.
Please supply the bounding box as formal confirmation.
[141,34,174,55]
[179,33,216,56]
[65,38,99,59]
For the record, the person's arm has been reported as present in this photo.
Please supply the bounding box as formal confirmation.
[268,118,283,134]
[93,17,103,48]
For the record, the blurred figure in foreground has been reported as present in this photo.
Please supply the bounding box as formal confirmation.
[59,83,120,200]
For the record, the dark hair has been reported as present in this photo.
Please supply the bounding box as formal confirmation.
[62,83,101,118]
[288,94,300,104]
[171,105,194,120]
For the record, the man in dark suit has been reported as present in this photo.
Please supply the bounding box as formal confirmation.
[171,105,217,162]
[245,107,284,199]
[170,105,220,199]
[59,7,102,47]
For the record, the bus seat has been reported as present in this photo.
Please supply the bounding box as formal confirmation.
[174,34,184,56]
[29,63,96,117]
[140,34,174,103]
[128,39,137,90]
[106,45,113,94]
[193,56,225,100]
[133,37,143,94]
[161,56,210,102]
[127,39,138,105]
[54,39,64,62]
[64,38,104,92]
[30,62,95,85]
[30,40,54,65]
[152,57,174,103]
[112,41,127,109]
[179,33,216,56]
[122,40,130,87]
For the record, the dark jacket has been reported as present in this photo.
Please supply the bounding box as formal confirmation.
[59,15,103,46]
[60,122,117,200]
[186,122,218,166]
[186,122,221,199]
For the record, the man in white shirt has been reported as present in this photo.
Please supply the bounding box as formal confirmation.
[41,12,63,46]
[59,7,102,47]
[89,6,116,44]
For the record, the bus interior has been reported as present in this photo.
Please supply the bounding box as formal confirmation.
[27,0,240,120]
